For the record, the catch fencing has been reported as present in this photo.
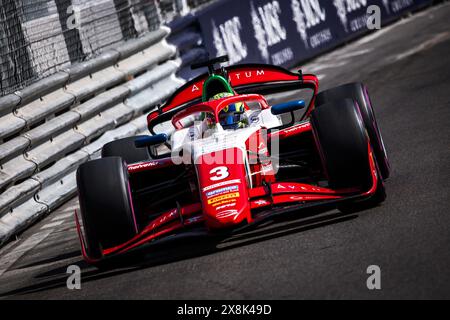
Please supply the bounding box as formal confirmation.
[0,0,161,97]
[167,13,209,80]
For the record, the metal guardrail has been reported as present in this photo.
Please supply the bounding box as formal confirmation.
[166,13,208,80]
[0,26,185,246]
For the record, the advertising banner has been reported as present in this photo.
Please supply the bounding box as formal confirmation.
[195,0,432,69]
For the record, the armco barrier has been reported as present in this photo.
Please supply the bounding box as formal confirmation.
[167,13,209,80]
[0,26,185,246]
[178,0,434,73]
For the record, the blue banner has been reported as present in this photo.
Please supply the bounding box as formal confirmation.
[192,0,432,70]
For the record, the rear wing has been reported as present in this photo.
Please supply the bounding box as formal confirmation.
[147,64,319,133]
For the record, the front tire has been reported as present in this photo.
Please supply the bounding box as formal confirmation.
[77,157,137,260]
[311,99,385,212]
[316,83,390,179]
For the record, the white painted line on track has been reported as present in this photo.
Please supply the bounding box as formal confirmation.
[0,230,52,277]
[61,205,79,213]
[305,61,348,73]
[392,31,450,61]
[0,239,19,257]
[332,49,371,59]
[40,221,65,230]
[318,49,372,63]
[356,18,409,45]
[51,212,74,221]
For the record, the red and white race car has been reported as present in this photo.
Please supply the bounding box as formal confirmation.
[75,56,390,264]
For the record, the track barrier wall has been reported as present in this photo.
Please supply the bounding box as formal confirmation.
[0,25,184,245]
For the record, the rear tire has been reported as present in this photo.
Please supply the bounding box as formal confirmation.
[77,157,137,260]
[102,136,152,164]
[316,83,390,179]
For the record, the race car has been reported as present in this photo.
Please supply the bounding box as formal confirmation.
[75,55,390,264]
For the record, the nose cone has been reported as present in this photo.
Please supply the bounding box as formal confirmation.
[196,148,251,229]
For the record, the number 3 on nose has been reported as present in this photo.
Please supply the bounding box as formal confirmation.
[210,166,229,181]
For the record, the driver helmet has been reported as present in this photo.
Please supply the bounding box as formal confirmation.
[210,92,248,130]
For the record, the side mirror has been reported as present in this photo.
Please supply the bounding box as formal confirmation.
[134,134,168,148]
[271,100,305,115]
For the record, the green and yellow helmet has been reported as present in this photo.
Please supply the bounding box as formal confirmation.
[199,69,247,129]
[209,92,247,130]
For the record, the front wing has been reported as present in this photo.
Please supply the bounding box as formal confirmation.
[75,145,380,264]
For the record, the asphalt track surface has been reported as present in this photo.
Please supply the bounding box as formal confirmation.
[1,3,450,299]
